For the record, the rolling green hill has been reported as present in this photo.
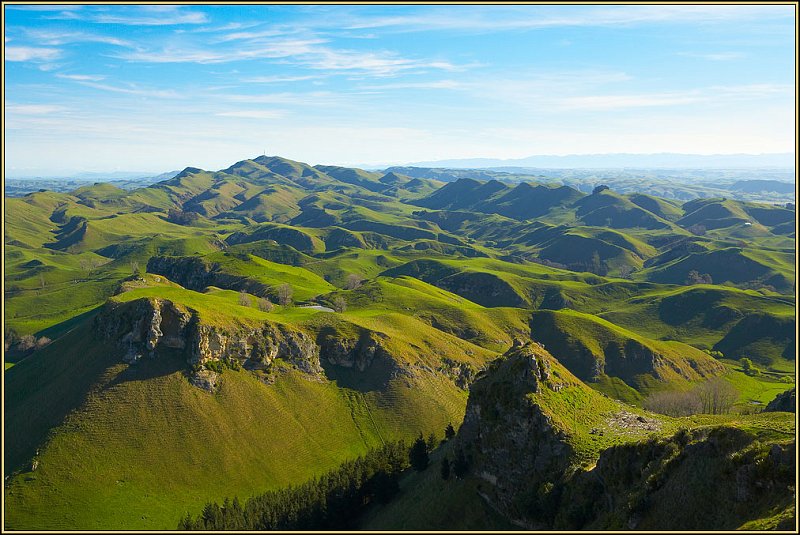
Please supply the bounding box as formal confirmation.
[3,154,794,531]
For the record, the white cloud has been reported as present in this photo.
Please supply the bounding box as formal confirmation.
[36,5,208,26]
[75,81,180,99]
[359,80,463,91]
[56,73,107,82]
[90,6,208,26]
[559,93,704,111]
[6,46,61,62]
[115,35,466,76]
[216,29,292,43]
[557,84,792,111]
[5,104,67,115]
[222,91,343,107]
[115,38,326,64]
[679,51,746,61]
[7,5,83,12]
[26,29,133,47]
[215,110,286,119]
[241,75,322,83]
[338,5,792,33]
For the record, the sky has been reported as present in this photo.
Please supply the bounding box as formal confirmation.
[3,4,797,175]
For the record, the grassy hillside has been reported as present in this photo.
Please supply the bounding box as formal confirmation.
[4,307,474,529]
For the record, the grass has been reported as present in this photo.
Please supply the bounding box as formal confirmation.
[718,359,794,409]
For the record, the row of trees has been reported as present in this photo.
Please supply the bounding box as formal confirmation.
[179,441,409,530]
[180,424,462,530]
[643,378,738,417]
[237,283,293,310]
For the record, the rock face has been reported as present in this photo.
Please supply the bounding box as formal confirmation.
[190,322,321,375]
[317,330,388,372]
[94,297,407,390]
[94,297,193,363]
[456,343,573,526]
[96,298,322,377]
[764,388,795,413]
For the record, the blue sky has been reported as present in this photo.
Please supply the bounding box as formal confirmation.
[4,4,796,175]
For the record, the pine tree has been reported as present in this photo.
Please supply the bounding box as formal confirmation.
[409,434,429,471]
[444,423,456,441]
[426,432,438,452]
[452,447,468,478]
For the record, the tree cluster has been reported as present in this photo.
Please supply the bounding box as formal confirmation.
[179,441,409,530]
[644,378,738,416]
[167,208,200,226]
[685,270,713,285]
[5,328,51,353]
[275,283,293,306]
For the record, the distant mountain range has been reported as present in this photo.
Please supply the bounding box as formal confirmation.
[406,152,796,169]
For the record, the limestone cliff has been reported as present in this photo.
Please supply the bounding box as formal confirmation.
[93,297,409,391]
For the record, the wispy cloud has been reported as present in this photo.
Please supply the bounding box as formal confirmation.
[557,84,792,111]
[43,5,208,26]
[215,28,292,43]
[26,29,133,47]
[560,93,704,111]
[223,91,340,105]
[6,46,62,62]
[359,80,463,91]
[338,5,791,33]
[241,75,323,84]
[115,36,464,76]
[6,5,82,12]
[5,104,67,115]
[215,110,286,119]
[73,81,181,99]
[56,73,107,82]
[93,6,208,25]
[679,51,746,61]
[115,38,326,64]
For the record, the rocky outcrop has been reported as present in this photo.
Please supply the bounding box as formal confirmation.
[451,341,795,531]
[439,357,478,389]
[94,298,404,389]
[191,322,321,375]
[318,330,389,372]
[94,298,321,378]
[94,297,193,363]
[764,388,795,413]
[456,343,573,526]
[554,427,795,530]
[146,255,271,296]
[189,369,219,393]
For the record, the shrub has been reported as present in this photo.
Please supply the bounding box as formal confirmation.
[332,296,347,313]
[276,283,293,306]
[257,297,274,312]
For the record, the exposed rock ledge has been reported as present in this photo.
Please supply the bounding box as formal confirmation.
[94,297,400,391]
